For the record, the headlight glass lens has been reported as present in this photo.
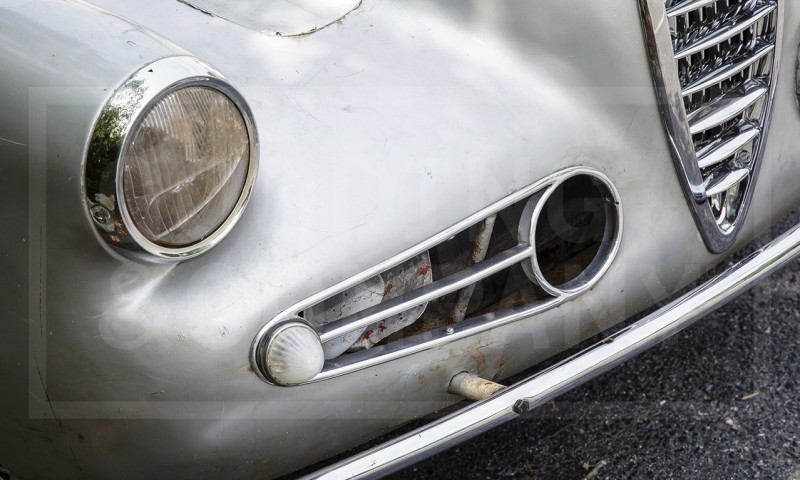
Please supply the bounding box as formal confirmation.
[122,86,250,248]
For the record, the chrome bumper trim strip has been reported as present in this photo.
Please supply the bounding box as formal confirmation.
[304,220,800,479]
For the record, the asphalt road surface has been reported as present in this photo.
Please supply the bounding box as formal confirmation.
[388,211,800,480]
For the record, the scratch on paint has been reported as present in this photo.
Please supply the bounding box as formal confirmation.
[176,0,214,16]
[0,136,25,146]
[34,362,62,428]
[276,0,364,37]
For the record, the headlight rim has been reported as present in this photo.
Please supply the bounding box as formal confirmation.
[83,56,259,262]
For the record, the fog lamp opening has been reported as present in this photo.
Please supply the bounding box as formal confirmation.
[522,172,622,296]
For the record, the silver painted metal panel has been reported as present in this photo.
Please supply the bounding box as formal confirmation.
[177,0,362,36]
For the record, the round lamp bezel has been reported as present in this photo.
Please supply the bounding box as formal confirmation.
[83,56,259,262]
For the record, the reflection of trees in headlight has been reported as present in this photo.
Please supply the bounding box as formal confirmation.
[85,79,146,197]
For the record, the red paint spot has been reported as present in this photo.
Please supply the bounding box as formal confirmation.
[383,283,394,296]
[363,329,374,339]
[418,265,431,276]
[378,323,387,332]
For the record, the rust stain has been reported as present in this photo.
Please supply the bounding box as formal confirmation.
[469,350,487,374]
[383,282,394,296]
[417,374,426,385]
[493,356,506,371]
[418,265,431,276]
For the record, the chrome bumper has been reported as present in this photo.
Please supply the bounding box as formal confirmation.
[305,220,800,479]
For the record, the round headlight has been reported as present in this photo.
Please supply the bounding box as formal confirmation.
[122,86,250,247]
[84,57,258,261]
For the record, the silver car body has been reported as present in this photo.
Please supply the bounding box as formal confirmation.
[1,0,799,478]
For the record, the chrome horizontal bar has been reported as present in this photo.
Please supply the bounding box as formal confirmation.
[666,0,717,17]
[675,3,776,59]
[316,296,560,382]
[705,167,749,196]
[697,126,760,169]
[682,44,774,96]
[305,219,800,480]
[317,244,535,343]
[687,81,766,134]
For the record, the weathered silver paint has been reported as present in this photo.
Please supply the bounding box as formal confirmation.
[1,0,800,479]
[177,0,362,36]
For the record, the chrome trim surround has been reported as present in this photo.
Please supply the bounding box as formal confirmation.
[83,56,260,262]
[518,176,620,297]
[305,218,800,479]
[250,167,623,385]
[639,0,783,253]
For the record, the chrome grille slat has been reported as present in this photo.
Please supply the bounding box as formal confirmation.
[706,167,749,196]
[674,2,776,59]
[317,244,535,343]
[640,0,781,252]
[667,0,720,17]
[687,81,767,134]
[681,43,774,96]
[696,125,760,168]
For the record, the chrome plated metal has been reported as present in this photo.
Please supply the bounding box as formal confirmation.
[681,44,775,96]
[686,82,768,135]
[83,56,260,262]
[250,168,624,385]
[306,218,800,480]
[347,253,434,351]
[518,173,622,297]
[706,168,750,197]
[305,275,383,359]
[639,0,783,253]
[697,125,760,169]
[673,2,777,60]
[666,0,718,16]
[316,245,534,343]
[315,296,559,382]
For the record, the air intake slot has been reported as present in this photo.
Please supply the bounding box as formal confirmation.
[252,168,623,385]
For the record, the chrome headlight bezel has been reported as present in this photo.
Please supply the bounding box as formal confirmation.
[83,56,259,262]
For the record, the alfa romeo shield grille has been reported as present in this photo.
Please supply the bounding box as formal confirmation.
[640,0,782,253]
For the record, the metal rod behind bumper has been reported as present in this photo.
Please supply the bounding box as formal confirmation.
[304,221,800,480]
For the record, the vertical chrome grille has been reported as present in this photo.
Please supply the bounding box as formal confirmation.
[640,0,782,253]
